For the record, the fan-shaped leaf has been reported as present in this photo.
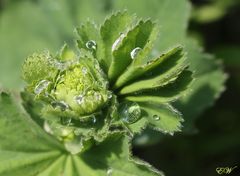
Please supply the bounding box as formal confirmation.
[125,70,193,103]
[119,47,187,94]
[100,11,136,70]
[137,102,183,134]
[109,20,158,81]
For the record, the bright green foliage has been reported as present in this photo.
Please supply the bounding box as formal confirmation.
[176,39,227,132]
[0,1,226,134]
[108,0,226,142]
[22,12,192,144]
[100,11,136,71]
[12,11,193,175]
[22,52,57,85]
[0,0,227,175]
[0,92,162,176]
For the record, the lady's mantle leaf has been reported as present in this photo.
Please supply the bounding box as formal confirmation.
[175,39,227,133]
[74,12,192,137]
[125,70,193,104]
[0,92,163,175]
[74,133,163,176]
[118,46,187,94]
[100,11,136,71]
[0,92,63,152]
[136,103,183,134]
[0,92,64,175]
[108,20,158,82]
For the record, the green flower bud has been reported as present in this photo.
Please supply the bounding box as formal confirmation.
[53,63,108,116]
[22,51,57,87]
[22,48,110,122]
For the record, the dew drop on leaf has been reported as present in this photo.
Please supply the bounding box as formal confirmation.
[112,33,124,51]
[107,91,113,99]
[75,95,84,104]
[43,121,53,134]
[86,40,97,50]
[51,101,69,111]
[153,114,160,121]
[120,102,141,124]
[64,138,83,155]
[130,47,142,59]
[92,116,97,123]
[34,80,50,95]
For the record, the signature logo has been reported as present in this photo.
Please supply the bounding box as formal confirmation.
[216,166,237,175]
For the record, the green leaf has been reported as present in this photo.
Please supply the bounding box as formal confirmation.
[115,46,183,89]
[36,155,66,176]
[100,11,135,70]
[76,22,106,70]
[138,102,183,134]
[0,150,61,176]
[118,47,187,94]
[0,92,63,152]
[108,20,158,81]
[76,133,163,176]
[0,92,163,175]
[127,118,149,134]
[76,22,99,50]
[0,92,64,175]
[125,70,193,104]
[175,39,227,132]
[20,91,44,127]
[111,0,190,51]
[0,1,64,89]
[133,39,227,145]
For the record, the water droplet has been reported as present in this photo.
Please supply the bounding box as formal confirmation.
[153,115,160,121]
[112,33,124,51]
[61,117,72,126]
[120,102,141,124]
[107,168,113,176]
[43,121,53,134]
[82,67,88,75]
[64,138,83,155]
[75,95,84,104]
[86,40,97,50]
[107,92,113,99]
[34,80,50,95]
[51,101,69,111]
[130,47,142,59]
[61,128,72,137]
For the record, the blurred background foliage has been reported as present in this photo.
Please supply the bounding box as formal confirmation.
[0,0,239,176]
